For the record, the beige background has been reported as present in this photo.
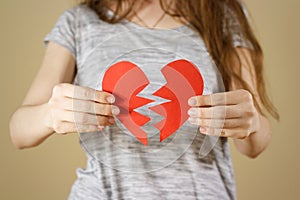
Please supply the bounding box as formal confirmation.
[0,0,299,199]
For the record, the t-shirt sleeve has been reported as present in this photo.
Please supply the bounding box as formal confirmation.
[44,7,77,58]
[225,2,253,49]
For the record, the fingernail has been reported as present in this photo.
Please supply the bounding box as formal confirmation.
[200,127,206,133]
[188,98,196,106]
[112,107,120,115]
[188,108,197,116]
[108,118,115,124]
[106,96,115,103]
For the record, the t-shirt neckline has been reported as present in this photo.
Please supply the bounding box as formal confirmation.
[105,7,191,32]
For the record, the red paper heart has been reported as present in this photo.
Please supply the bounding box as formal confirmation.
[102,60,204,146]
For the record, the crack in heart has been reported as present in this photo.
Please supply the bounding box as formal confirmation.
[102,59,204,146]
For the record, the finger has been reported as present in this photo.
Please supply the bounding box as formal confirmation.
[53,84,115,104]
[53,109,115,126]
[53,97,120,116]
[188,118,244,129]
[199,127,249,139]
[53,121,104,134]
[188,90,251,107]
[188,105,241,119]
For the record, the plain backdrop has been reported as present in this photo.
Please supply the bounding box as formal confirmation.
[0,0,299,199]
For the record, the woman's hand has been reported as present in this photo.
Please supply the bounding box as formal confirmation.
[45,83,120,134]
[187,89,259,139]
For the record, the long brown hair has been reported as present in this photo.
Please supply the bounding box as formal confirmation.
[80,0,279,120]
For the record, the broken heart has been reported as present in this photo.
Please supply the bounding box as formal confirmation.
[102,59,204,146]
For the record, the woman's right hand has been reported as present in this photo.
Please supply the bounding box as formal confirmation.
[45,83,120,134]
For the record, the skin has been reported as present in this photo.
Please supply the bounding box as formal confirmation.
[187,49,272,158]
[9,0,271,158]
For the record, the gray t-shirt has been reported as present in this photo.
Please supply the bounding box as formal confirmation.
[44,4,248,200]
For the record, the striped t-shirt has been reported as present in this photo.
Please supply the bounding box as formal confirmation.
[44,4,248,200]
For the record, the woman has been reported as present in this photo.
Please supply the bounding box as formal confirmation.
[9,0,279,199]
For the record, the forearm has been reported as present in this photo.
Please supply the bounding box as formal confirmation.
[233,114,271,158]
[9,103,54,149]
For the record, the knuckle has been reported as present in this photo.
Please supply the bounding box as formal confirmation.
[54,84,62,91]
[59,83,69,88]
[53,120,64,133]
[60,83,72,93]
[83,101,93,113]
[206,95,213,105]
[246,94,253,102]
[50,97,58,106]
[244,119,252,129]
[93,104,101,114]
[238,89,247,94]
[53,84,69,99]
[199,108,205,118]
[210,108,216,118]
[214,93,225,104]
[216,107,226,118]
[48,98,56,107]
[240,102,254,117]
[240,89,252,101]
[52,85,62,97]
[248,110,255,117]
[83,89,91,99]
[245,108,255,117]
[89,103,97,114]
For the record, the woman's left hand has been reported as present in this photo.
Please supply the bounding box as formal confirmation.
[187,89,259,139]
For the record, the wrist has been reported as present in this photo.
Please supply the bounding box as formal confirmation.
[246,108,261,138]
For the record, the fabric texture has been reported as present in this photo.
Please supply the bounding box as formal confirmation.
[44,4,249,200]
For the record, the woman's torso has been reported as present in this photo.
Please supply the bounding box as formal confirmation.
[49,5,236,200]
